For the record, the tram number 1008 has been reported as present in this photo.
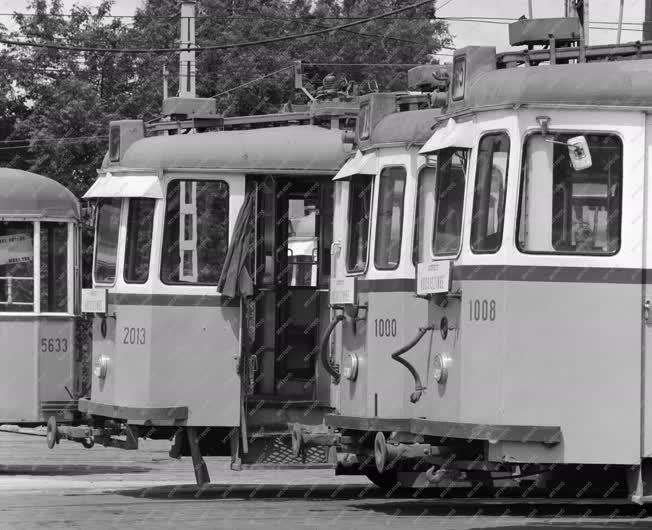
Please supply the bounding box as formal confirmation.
[374,318,397,338]
[468,299,496,322]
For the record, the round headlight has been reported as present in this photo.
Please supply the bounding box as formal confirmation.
[433,353,450,384]
[94,355,110,380]
[341,352,359,381]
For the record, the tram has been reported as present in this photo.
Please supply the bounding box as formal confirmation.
[313,20,652,502]
[0,168,81,426]
[45,84,365,482]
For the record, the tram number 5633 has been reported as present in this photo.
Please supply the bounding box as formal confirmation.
[40,338,69,353]
[374,318,397,338]
[122,327,146,345]
[468,299,496,322]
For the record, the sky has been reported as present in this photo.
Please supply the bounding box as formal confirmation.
[0,0,647,60]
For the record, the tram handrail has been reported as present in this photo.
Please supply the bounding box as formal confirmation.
[320,312,346,384]
[390,326,434,404]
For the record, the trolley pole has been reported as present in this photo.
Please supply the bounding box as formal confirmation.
[178,0,197,99]
[528,0,533,18]
[616,0,624,44]
[645,0,652,41]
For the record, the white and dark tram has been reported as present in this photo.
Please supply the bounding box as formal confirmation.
[0,168,81,426]
[313,23,652,501]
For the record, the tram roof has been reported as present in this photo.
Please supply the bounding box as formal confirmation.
[0,168,79,220]
[364,109,442,150]
[120,125,350,174]
[464,59,652,111]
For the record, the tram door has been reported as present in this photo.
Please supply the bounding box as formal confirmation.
[249,177,333,401]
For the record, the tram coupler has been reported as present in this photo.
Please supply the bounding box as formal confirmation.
[46,417,138,450]
[291,424,348,459]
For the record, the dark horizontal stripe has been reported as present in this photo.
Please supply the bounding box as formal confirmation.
[453,265,644,284]
[108,293,239,307]
[357,278,414,293]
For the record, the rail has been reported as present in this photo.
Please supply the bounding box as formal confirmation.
[390,326,434,404]
[320,313,345,384]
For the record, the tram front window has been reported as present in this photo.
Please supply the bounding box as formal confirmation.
[518,134,622,254]
[124,198,155,284]
[375,167,406,270]
[161,179,229,285]
[94,198,121,284]
[0,222,34,312]
[40,223,68,313]
[432,148,468,256]
[346,175,373,273]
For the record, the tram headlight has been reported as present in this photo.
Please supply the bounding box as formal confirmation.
[342,352,359,381]
[433,353,450,384]
[94,355,110,380]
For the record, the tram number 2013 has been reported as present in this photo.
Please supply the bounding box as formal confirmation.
[468,299,496,322]
[374,318,397,338]
[122,327,146,345]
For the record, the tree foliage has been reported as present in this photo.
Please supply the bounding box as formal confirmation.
[1,0,451,195]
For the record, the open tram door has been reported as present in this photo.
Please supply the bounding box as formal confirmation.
[230,174,337,466]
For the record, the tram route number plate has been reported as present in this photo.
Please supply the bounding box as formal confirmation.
[330,276,356,306]
[81,288,107,314]
[416,261,451,296]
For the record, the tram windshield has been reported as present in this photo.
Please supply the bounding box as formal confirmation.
[346,175,373,273]
[432,148,468,256]
[94,198,121,284]
[161,179,229,285]
[518,133,622,255]
[0,222,34,312]
[375,167,406,270]
[124,198,155,284]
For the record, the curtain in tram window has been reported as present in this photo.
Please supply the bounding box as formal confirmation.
[217,192,255,298]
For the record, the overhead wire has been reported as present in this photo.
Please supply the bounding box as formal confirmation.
[0,0,438,54]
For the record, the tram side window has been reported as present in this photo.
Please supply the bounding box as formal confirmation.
[161,180,229,285]
[94,198,121,285]
[413,166,437,265]
[517,134,622,255]
[40,223,68,313]
[432,148,468,256]
[124,198,155,284]
[471,133,509,253]
[0,222,34,312]
[375,167,406,270]
[346,175,373,273]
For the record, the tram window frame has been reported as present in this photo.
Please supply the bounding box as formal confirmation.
[123,198,156,284]
[374,166,406,271]
[470,132,510,254]
[346,174,374,275]
[0,221,35,313]
[413,164,437,265]
[160,178,230,286]
[516,132,623,256]
[431,148,469,258]
[40,222,69,313]
[93,198,122,286]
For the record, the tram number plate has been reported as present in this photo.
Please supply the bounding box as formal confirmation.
[416,261,451,295]
[40,337,69,353]
[374,318,397,338]
[122,327,147,345]
[468,299,496,322]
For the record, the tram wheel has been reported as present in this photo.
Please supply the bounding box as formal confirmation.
[46,416,59,449]
[81,438,94,449]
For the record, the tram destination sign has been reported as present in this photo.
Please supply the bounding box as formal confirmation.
[416,261,452,296]
[81,289,108,314]
[330,276,356,306]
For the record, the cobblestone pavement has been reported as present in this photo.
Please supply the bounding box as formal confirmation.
[1,432,652,529]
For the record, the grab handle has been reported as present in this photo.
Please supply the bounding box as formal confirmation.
[390,326,434,404]
[320,313,346,384]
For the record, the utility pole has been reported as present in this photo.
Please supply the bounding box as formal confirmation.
[645,0,652,41]
[569,1,589,46]
[616,0,624,44]
[178,0,197,99]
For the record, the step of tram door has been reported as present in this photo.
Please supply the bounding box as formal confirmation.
[234,433,336,470]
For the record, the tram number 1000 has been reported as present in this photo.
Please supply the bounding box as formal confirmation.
[374,318,397,338]
[468,299,496,322]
